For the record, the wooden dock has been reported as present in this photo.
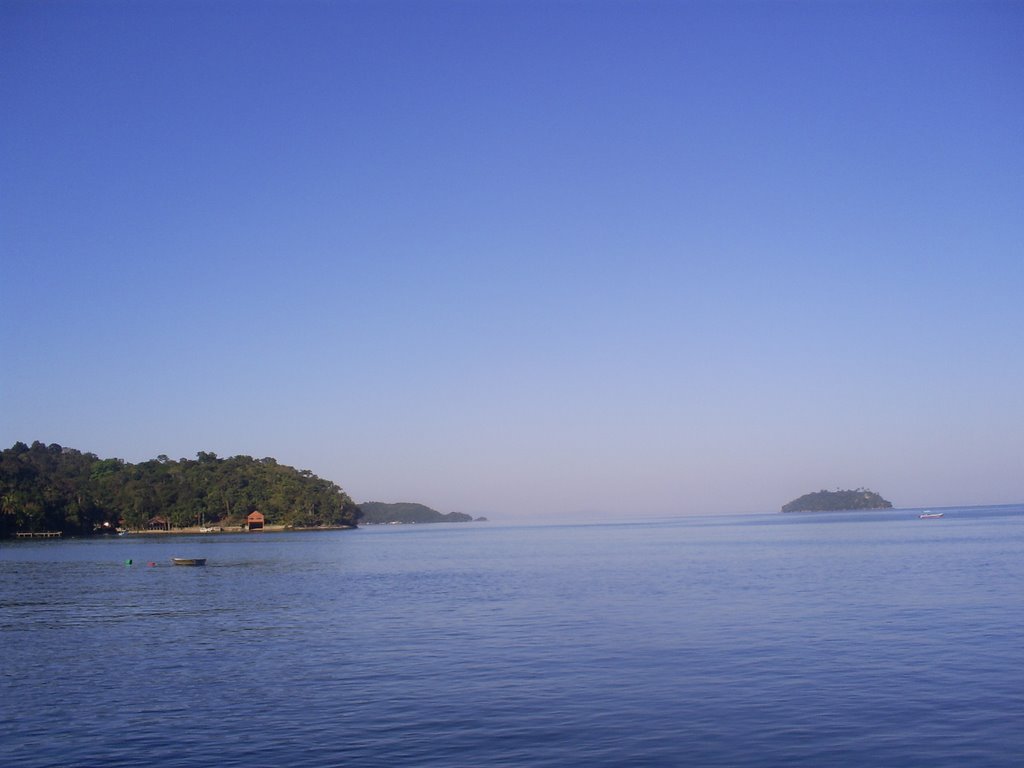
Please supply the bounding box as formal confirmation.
[15,531,63,538]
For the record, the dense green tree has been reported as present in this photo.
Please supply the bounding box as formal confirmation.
[0,442,360,537]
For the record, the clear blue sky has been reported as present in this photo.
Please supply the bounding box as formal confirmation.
[2,1,1021,519]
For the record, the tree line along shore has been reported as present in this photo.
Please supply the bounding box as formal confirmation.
[1,441,360,538]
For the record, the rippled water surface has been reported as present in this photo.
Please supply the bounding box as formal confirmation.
[3,505,1023,767]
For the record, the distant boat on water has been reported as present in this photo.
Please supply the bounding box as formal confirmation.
[171,558,207,566]
[919,511,944,519]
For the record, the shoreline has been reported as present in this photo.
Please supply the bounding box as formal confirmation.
[122,524,356,536]
[0,525,361,540]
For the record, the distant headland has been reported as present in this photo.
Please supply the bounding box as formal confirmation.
[358,501,486,525]
[782,488,893,513]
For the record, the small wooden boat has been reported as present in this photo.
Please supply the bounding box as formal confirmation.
[172,557,207,566]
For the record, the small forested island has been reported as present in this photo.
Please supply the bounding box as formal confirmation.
[0,441,360,538]
[781,488,893,513]
[358,501,480,525]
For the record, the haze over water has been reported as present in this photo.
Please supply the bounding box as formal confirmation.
[3,505,1023,767]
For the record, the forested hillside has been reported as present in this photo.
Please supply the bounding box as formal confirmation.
[781,488,893,513]
[0,441,360,537]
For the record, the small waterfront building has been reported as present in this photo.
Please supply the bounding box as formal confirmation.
[247,511,265,531]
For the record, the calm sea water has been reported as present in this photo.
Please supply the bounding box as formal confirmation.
[2,505,1023,767]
